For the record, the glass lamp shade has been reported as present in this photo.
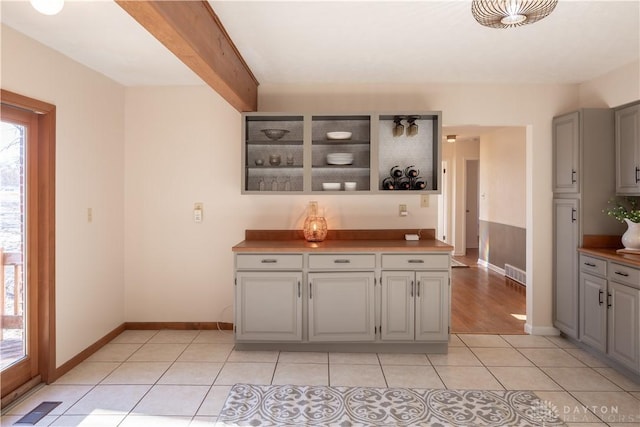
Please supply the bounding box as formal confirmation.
[31,0,64,15]
[303,216,328,242]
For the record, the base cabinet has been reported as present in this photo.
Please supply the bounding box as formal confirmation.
[553,198,579,338]
[235,271,303,341]
[381,271,449,342]
[579,272,607,352]
[608,281,639,371]
[308,272,375,342]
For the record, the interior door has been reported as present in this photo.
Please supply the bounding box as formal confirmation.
[1,105,39,397]
[465,159,479,249]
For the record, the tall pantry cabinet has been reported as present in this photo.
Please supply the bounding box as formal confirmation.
[552,109,619,338]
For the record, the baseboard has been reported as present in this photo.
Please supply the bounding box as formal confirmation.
[52,323,126,382]
[124,322,233,331]
[476,259,506,275]
[524,323,560,336]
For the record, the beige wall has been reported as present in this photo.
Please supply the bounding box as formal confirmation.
[1,26,125,366]
[479,127,526,228]
[579,60,640,108]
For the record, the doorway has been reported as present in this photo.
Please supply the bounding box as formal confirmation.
[465,159,479,250]
[1,90,56,403]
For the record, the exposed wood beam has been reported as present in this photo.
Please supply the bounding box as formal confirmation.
[117,0,258,112]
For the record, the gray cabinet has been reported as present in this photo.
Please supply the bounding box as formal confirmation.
[579,254,608,352]
[308,272,376,342]
[235,271,303,341]
[381,254,450,342]
[553,198,579,338]
[607,262,640,372]
[552,108,618,339]
[615,102,640,195]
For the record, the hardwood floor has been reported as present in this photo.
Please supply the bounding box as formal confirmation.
[451,249,526,334]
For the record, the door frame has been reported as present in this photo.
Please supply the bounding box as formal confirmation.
[1,89,56,401]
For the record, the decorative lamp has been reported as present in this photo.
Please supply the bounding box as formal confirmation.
[31,0,64,15]
[447,135,457,143]
[303,201,328,242]
[471,0,558,29]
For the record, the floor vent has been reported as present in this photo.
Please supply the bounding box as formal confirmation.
[504,264,526,286]
[15,401,61,425]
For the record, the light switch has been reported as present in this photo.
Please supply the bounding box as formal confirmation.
[194,203,203,223]
[420,195,429,208]
[399,204,408,217]
[87,207,93,223]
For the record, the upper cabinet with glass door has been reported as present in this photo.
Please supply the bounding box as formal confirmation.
[241,112,441,194]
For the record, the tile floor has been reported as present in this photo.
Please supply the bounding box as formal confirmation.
[2,330,640,426]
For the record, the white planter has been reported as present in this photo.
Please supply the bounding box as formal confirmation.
[622,218,640,250]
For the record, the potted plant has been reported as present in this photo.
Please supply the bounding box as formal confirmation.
[605,197,640,250]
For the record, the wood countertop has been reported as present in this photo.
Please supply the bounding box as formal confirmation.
[578,247,640,268]
[232,229,454,253]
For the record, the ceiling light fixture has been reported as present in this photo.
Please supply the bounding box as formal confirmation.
[447,135,457,143]
[30,0,64,16]
[471,0,558,29]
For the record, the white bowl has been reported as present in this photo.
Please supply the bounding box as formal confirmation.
[326,131,352,140]
[322,182,341,191]
[344,182,357,191]
[327,153,354,165]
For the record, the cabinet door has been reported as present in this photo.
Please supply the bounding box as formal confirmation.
[235,272,302,341]
[308,272,375,342]
[579,272,607,352]
[381,271,415,341]
[615,104,640,195]
[553,198,579,338]
[608,281,640,372]
[553,112,580,193]
[415,271,450,341]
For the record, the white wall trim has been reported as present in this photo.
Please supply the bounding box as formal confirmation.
[524,323,560,336]
[477,258,505,276]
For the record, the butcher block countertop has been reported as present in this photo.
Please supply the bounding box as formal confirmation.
[232,229,454,253]
[578,234,640,267]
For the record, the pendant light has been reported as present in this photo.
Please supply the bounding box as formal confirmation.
[30,0,64,15]
[471,0,558,29]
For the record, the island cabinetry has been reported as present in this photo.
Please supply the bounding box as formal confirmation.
[615,102,640,195]
[234,254,303,341]
[381,254,450,342]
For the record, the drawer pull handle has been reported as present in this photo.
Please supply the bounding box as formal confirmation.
[261,259,278,264]
[584,262,596,267]
[410,281,414,297]
[607,292,612,308]
[571,169,577,184]
[334,259,351,264]
[614,271,629,277]
[298,281,301,298]
[408,259,425,264]
[417,281,421,297]
[598,289,603,305]
[309,282,313,299]
[636,166,640,184]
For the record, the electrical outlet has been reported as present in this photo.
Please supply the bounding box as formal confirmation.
[194,202,203,223]
[399,204,408,217]
[420,195,429,208]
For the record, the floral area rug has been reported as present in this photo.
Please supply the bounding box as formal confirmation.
[217,384,566,426]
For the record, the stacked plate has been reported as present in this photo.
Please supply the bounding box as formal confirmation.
[326,153,354,165]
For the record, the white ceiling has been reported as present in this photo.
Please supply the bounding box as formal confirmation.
[1,0,638,88]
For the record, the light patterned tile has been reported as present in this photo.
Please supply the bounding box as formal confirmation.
[214,362,275,385]
[193,330,235,344]
[132,385,209,416]
[278,351,328,364]
[458,334,511,348]
[542,368,621,391]
[449,335,466,347]
[0,415,56,426]
[86,343,142,362]
[65,385,151,415]
[572,391,640,424]
[519,348,585,367]
[428,346,482,366]
[227,350,279,363]
[196,385,232,416]
[147,330,199,344]
[158,362,223,385]
[110,330,158,344]
[329,352,380,365]
[471,348,533,366]
[330,364,386,387]
[54,362,120,385]
[383,365,444,388]
[49,414,126,426]
[128,343,188,362]
[101,362,171,384]
[190,416,219,426]
[546,336,578,349]
[272,363,328,386]
[178,343,234,362]
[563,348,609,367]
[594,367,640,391]
[120,415,192,426]
[500,335,557,348]
[377,353,430,366]
[434,366,503,390]
[488,367,561,390]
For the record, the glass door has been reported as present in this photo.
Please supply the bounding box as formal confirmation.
[1,104,39,396]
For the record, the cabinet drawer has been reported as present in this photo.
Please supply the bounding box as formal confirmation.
[609,262,640,289]
[236,254,303,270]
[579,254,607,277]
[382,254,449,270]
[308,254,375,269]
